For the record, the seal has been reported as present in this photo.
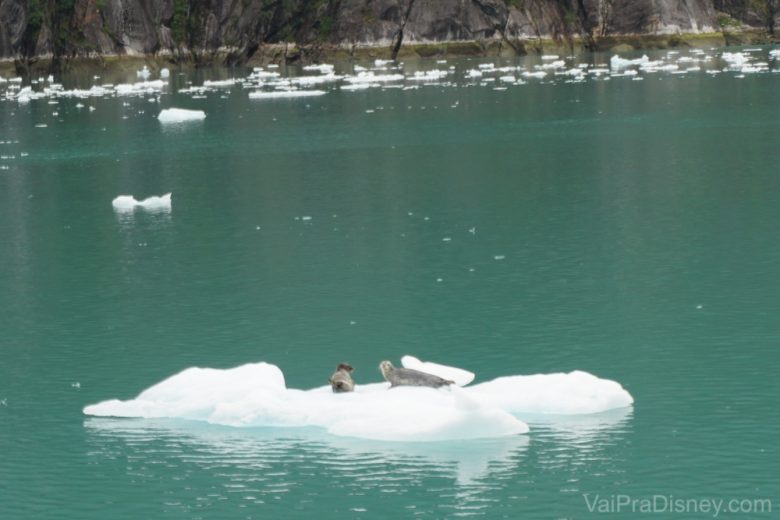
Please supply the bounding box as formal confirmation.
[379,360,455,388]
[329,363,355,393]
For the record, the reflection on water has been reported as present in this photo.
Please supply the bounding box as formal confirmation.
[84,409,632,517]
[114,207,173,228]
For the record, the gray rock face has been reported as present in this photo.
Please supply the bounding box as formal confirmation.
[0,0,773,63]
[0,0,26,57]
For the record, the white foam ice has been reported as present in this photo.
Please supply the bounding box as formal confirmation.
[248,89,327,99]
[344,72,404,84]
[84,358,633,442]
[401,355,475,386]
[340,83,372,91]
[112,193,172,213]
[770,49,780,58]
[247,68,280,80]
[202,79,238,88]
[157,108,206,123]
[721,51,749,68]
[289,74,342,86]
[302,63,335,73]
[115,79,166,96]
[610,54,649,70]
[540,59,565,70]
[407,70,450,82]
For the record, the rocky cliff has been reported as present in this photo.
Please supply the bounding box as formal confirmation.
[0,0,776,66]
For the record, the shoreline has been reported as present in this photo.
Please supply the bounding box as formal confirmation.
[0,30,775,77]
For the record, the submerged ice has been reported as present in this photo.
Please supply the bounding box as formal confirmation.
[83,358,633,442]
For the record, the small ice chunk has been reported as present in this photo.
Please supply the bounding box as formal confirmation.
[203,79,238,88]
[112,193,172,213]
[160,68,170,79]
[302,63,335,73]
[157,108,206,123]
[248,90,326,99]
[610,54,649,70]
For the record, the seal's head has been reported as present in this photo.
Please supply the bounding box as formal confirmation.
[379,360,394,380]
[336,363,354,373]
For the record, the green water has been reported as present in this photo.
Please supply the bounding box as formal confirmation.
[1,50,779,518]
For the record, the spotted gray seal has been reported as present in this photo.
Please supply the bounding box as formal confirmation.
[329,363,355,393]
[379,360,454,388]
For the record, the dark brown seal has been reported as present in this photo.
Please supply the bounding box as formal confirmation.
[329,363,355,393]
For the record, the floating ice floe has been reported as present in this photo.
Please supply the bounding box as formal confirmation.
[344,72,404,84]
[289,73,343,86]
[248,89,326,99]
[303,63,335,74]
[247,68,280,81]
[83,357,633,442]
[540,60,565,70]
[203,79,238,88]
[115,80,166,96]
[157,108,206,123]
[721,51,750,69]
[112,193,172,213]
[610,54,649,70]
[407,70,450,82]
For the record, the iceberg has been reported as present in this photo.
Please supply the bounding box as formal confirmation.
[84,358,633,442]
[157,108,206,123]
[112,193,172,213]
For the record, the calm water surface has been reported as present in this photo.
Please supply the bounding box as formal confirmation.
[1,48,779,518]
